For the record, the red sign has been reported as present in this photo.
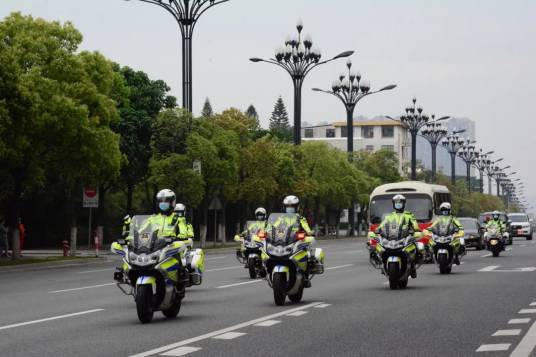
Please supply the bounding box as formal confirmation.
[83,187,99,208]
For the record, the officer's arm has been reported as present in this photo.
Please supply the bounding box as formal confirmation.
[300,217,314,236]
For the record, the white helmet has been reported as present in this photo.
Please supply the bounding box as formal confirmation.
[283,195,299,214]
[255,207,267,220]
[439,202,451,215]
[392,194,406,211]
[156,189,176,214]
[174,203,186,217]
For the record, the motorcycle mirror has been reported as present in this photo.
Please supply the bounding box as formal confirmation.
[118,239,126,245]
[164,237,173,244]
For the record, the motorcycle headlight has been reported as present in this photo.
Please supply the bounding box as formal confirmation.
[128,252,137,262]
[267,244,289,257]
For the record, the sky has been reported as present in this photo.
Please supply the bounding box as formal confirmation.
[1,0,535,209]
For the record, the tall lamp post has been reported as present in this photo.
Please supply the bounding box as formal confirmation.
[473,150,494,193]
[442,131,467,185]
[458,142,478,192]
[388,98,449,180]
[485,158,502,195]
[312,59,396,158]
[125,0,230,113]
[420,118,448,183]
[494,166,511,196]
[312,59,396,236]
[250,20,353,145]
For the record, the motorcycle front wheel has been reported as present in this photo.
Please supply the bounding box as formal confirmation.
[136,285,154,324]
[388,263,400,290]
[438,254,451,274]
[248,258,257,279]
[492,248,500,257]
[272,272,287,306]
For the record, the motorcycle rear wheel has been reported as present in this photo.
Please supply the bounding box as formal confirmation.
[248,259,257,279]
[388,263,400,290]
[272,273,287,306]
[162,297,181,318]
[136,285,154,324]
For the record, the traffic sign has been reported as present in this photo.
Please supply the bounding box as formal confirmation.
[83,187,99,208]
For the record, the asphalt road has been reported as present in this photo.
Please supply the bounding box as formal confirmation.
[1,237,536,357]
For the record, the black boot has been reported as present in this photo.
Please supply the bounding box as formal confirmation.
[454,255,460,265]
[410,263,417,279]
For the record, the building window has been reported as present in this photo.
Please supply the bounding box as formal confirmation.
[326,128,335,138]
[304,128,314,138]
[340,126,347,138]
[381,125,394,138]
[381,145,394,151]
[365,145,374,152]
[362,126,374,138]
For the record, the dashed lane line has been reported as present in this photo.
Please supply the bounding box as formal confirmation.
[49,283,115,293]
[0,309,104,331]
[212,332,246,340]
[509,318,531,324]
[160,347,202,356]
[519,309,536,314]
[77,268,111,274]
[476,344,511,352]
[215,280,262,289]
[493,329,522,336]
[205,266,242,272]
[254,320,281,327]
[510,319,536,357]
[325,264,354,271]
[314,303,332,308]
[478,266,500,272]
[130,301,323,357]
[286,310,308,317]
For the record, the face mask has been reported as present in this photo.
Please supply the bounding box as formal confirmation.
[286,207,296,214]
[394,203,403,210]
[159,202,170,211]
[441,210,450,216]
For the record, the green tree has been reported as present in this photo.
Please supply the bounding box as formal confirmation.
[269,96,292,141]
[0,13,122,256]
[353,149,403,185]
[151,108,193,158]
[114,65,176,214]
[201,97,213,118]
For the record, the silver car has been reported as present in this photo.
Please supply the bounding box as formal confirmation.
[508,213,533,241]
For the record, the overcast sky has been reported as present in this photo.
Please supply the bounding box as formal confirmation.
[1,0,535,208]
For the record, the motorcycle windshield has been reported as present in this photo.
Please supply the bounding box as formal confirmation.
[432,220,455,236]
[130,215,168,254]
[381,220,409,241]
[245,221,263,241]
[265,213,300,246]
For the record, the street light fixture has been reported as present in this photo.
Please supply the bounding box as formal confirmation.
[125,0,230,113]
[473,150,494,193]
[251,20,354,145]
[420,118,449,183]
[457,141,478,192]
[442,130,467,185]
[388,97,449,180]
[312,58,396,158]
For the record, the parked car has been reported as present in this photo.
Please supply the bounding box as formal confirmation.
[507,213,533,240]
[478,211,512,245]
[458,217,484,250]
[528,213,536,233]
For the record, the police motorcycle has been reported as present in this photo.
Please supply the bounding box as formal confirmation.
[261,213,324,306]
[234,221,266,279]
[427,222,465,274]
[485,226,505,257]
[369,220,423,290]
[111,215,203,323]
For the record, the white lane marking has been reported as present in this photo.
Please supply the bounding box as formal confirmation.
[509,318,531,324]
[519,309,536,314]
[529,302,536,307]
[254,320,281,327]
[205,266,241,272]
[506,248,512,251]
[0,309,104,331]
[326,264,353,271]
[212,332,246,340]
[510,320,536,357]
[481,254,492,258]
[215,280,262,289]
[286,310,308,317]
[130,302,322,357]
[520,245,527,248]
[476,344,511,352]
[49,283,115,293]
[314,303,331,308]
[493,329,522,336]
[77,268,111,274]
[205,256,227,261]
[479,266,500,272]
[160,347,202,356]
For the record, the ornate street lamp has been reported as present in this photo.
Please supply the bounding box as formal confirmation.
[485,158,502,195]
[312,58,396,158]
[472,150,494,193]
[251,20,353,145]
[494,165,511,196]
[458,141,478,192]
[125,0,230,113]
[388,98,449,180]
[441,130,467,185]
[420,118,448,182]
